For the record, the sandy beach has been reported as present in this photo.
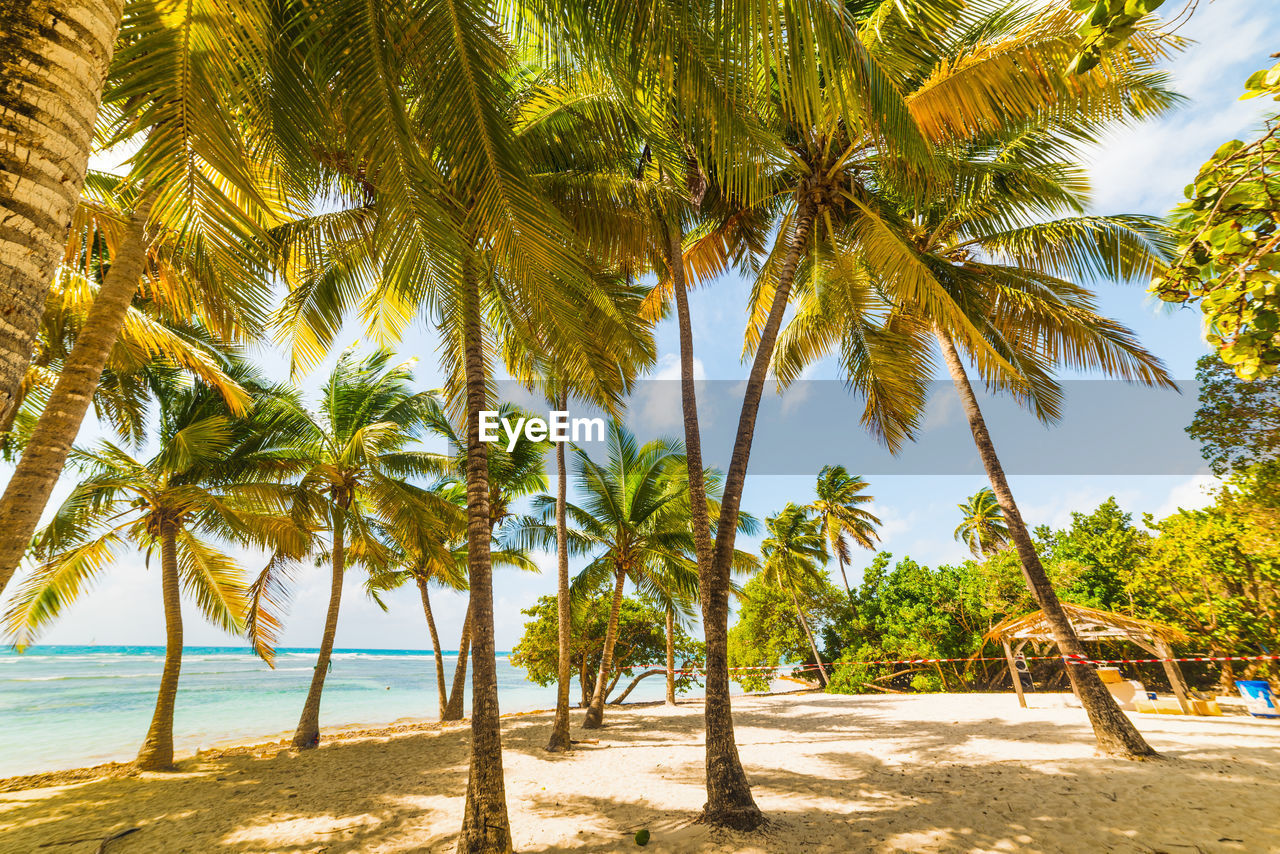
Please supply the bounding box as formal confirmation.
[2,691,1278,853]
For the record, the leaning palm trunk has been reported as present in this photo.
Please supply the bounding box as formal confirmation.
[788,588,828,686]
[583,566,627,729]
[834,553,854,604]
[443,604,472,721]
[136,525,183,770]
[417,577,448,719]
[456,259,513,854]
[935,328,1155,758]
[665,605,677,706]
[293,506,345,749]
[0,199,152,595]
[694,204,816,829]
[0,0,124,427]
[547,404,573,750]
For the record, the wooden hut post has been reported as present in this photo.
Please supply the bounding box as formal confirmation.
[1154,637,1194,714]
[1002,639,1027,708]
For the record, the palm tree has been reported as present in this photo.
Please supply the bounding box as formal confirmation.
[272,34,660,845]
[761,7,1179,758]
[1,214,249,457]
[253,348,457,750]
[758,504,832,686]
[513,421,695,729]
[373,494,536,720]
[955,488,1011,557]
[0,0,292,597]
[810,466,880,600]
[3,366,301,770]
[0,0,122,419]
[419,401,551,721]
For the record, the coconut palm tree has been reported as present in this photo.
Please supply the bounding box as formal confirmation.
[513,421,695,729]
[758,503,832,686]
[0,0,292,598]
[756,3,1180,760]
[272,36,660,845]
[248,348,458,750]
[371,492,537,720]
[955,488,1011,557]
[418,401,552,722]
[810,466,880,600]
[3,366,303,770]
[1,205,250,458]
[0,0,123,419]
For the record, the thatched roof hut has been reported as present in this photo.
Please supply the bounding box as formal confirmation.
[984,603,1195,713]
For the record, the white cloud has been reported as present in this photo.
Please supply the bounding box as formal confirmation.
[1151,474,1220,520]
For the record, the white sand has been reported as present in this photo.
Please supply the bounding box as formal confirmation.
[2,691,1279,853]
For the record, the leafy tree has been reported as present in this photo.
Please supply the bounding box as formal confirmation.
[955,488,1011,557]
[1066,0,1169,75]
[1039,497,1149,610]
[4,366,302,770]
[810,466,880,600]
[1187,354,1280,476]
[728,572,847,692]
[1154,60,1280,380]
[1135,503,1280,685]
[512,589,704,706]
[826,553,996,695]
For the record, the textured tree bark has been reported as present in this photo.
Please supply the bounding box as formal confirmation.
[789,587,828,686]
[0,198,151,595]
[583,566,628,729]
[417,577,448,720]
[456,257,513,854]
[293,505,345,749]
[443,604,472,721]
[136,524,182,770]
[703,204,815,829]
[546,395,573,751]
[665,605,677,705]
[612,668,666,705]
[934,328,1156,758]
[666,219,764,830]
[0,0,124,426]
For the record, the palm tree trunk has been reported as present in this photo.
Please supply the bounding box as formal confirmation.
[136,523,182,770]
[934,328,1155,758]
[788,587,828,686]
[665,605,677,705]
[0,198,152,595]
[583,566,627,729]
[443,603,472,721]
[835,552,854,601]
[0,0,124,427]
[456,255,513,854]
[547,391,573,751]
[665,219,765,830]
[293,505,345,749]
[417,576,448,720]
[709,204,818,829]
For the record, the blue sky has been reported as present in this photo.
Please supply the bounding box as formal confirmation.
[13,4,1280,653]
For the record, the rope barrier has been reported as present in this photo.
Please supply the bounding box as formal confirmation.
[645,653,1280,676]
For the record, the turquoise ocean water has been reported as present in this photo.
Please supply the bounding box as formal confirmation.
[0,645,679,777]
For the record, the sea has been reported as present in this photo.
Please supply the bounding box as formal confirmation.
[0,645,680,778]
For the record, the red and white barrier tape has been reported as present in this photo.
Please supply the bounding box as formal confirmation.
[646,653,1280,676]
